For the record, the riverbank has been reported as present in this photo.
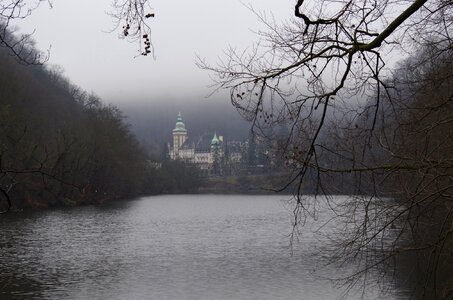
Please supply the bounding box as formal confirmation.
[197,173,293,194]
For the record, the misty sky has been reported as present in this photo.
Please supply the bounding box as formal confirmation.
[13,0,295,105]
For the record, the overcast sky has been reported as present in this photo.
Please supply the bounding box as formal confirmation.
[13,0,295,105]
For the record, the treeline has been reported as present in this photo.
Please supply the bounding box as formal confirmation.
[362,45,452,297]
[0,33,202,211]
[306,44,453,297]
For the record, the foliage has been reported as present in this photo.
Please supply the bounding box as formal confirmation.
[0,32,207,211]
[0,43,146,209]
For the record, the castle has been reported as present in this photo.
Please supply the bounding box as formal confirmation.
[168,112,242,175]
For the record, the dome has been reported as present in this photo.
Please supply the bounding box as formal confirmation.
[172,112,187,133]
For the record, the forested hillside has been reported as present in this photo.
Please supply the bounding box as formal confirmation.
[0,35,201,211]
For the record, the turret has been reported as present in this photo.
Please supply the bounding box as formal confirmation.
[172,112,188,155]
[211,133,220,148]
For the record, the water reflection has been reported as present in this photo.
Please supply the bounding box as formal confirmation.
[0,195,408,299]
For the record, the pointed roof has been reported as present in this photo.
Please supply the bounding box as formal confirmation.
[211,132,220,145]
[172,112,187,133]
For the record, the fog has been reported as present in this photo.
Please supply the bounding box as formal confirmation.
[118,97,251,156]
[13,0,294,103]
[8,0,299,151]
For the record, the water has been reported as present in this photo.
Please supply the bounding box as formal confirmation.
[0,195,408,299]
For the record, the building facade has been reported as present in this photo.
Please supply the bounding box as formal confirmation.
[168,112,242,175]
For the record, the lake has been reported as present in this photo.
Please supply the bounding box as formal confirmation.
[0,195,409,299]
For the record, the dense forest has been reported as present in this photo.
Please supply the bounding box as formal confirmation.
[267,44,453,297]
[0,33,202,212]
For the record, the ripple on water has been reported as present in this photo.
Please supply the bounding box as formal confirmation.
[0,195,408,300]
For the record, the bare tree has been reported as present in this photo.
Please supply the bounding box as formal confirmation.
[0,0,51,64]
[108,0,155,57]
[0,0,155,64]
[199,0,452,297]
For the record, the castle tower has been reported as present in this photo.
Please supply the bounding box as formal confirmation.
[211,133,221,175]
[211,133,220,149]
[172,112,188,156]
